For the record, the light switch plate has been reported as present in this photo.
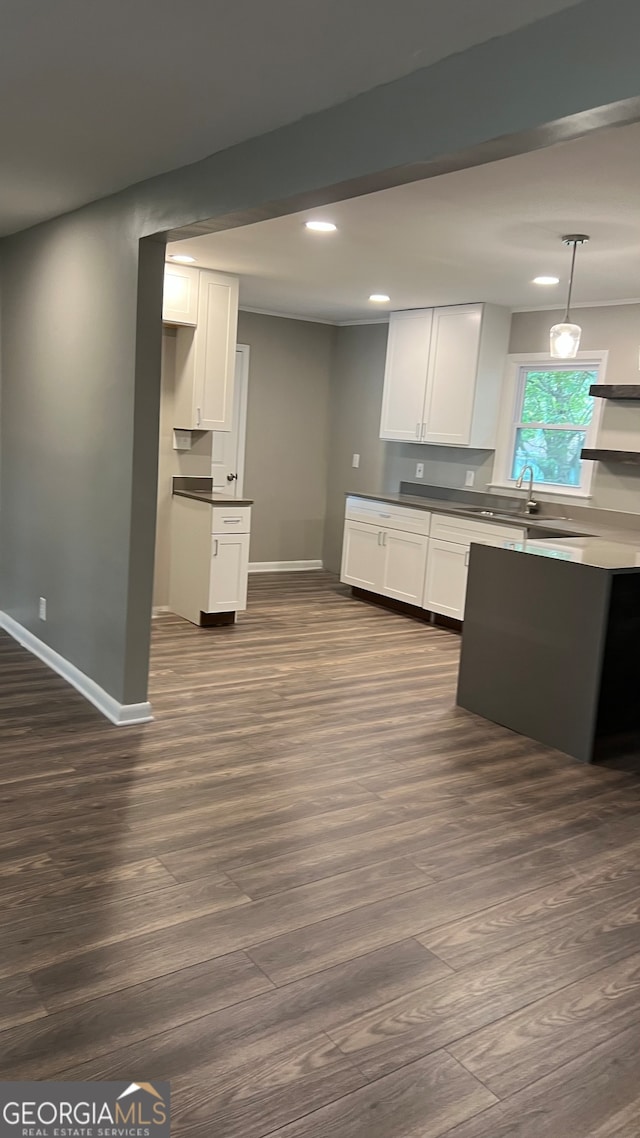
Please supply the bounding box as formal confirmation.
[38,597,47,621]
[352,453,360,468]
[416,462,424,478]
[465,470,475,487]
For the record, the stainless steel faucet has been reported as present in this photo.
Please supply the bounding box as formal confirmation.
[515,464,538,514]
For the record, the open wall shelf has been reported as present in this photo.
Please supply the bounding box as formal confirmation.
[582,448,640,465]
[590,385,640,400]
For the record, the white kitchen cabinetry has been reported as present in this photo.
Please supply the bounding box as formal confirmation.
[424,514,526,620]
[170,496,251,625]
[423,539,471,620]
[173,269,239,432]
[341,497,527,622]
[379,303,510,447]
[379,310,433,442]
[340,497,430,607]
[162,264,200,326]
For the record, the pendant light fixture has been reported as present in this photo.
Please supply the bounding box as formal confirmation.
[550,234,589,358]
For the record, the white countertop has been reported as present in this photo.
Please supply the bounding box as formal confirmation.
[511,536,640,570]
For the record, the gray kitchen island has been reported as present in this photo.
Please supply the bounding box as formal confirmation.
[457,536,640,763]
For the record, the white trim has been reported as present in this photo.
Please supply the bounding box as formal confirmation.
[239,306,337,326]
[248,560,323,573]
[512,297,640,314]
[492,351,608,499]
[336,316,391,327]
[152,605,171,617]
[0,613,153,726]
[239,306,391,328]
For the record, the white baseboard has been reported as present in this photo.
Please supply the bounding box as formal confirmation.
[0,612,153,727]
[248,559,323,573]
[152,605,170,617]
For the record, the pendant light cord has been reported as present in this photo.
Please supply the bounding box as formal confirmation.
[564,240,578,322]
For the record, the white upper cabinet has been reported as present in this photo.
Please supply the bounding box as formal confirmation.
[162,264,199,326]
[173,269,239,432]
[379,310,433,442]
[379,303,510,447]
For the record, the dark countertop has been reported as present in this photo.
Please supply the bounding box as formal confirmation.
[346,488,640,545]
[172,476,253,507]
[510,536,640,571]
[174,489,254,506]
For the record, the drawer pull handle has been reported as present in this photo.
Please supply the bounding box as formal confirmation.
[223,518,242,524]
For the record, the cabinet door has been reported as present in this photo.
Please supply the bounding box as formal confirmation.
[340,521,383,591]
[423,304,482,446]
[380,531,429,606]
[379,310,432,442]
[208,532,249,612]
[163,265,199,326]
[195,272,239,431]
[423,538,469,619]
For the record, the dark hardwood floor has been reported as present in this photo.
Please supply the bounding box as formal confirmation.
[2,570,640,1136]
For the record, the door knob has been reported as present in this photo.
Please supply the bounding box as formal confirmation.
[226,473,238,482]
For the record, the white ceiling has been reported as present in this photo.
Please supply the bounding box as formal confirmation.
[167,122,640,321]
[0,0,582,236]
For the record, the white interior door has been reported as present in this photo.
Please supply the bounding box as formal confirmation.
[211,345,249,496]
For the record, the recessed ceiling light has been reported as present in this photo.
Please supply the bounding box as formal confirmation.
[532,275,559,285]
[305,220,337,232]
[169,254,197,264]
[369,293,391,303]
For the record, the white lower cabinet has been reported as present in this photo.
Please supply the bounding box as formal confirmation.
[209,532,249,612]
[423,539,469,619]
[381,529,429,605]
[341,496,527,622]
[341,521,382,591]
[341,520,429,605]
[170,495,251,625]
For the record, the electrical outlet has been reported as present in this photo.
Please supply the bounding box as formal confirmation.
[465,470,475,487]
[416,462,424,478]
[352,453,360,468]
[38,597,47,621]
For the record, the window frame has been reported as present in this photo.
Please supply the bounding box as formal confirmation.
[491,351,608,499]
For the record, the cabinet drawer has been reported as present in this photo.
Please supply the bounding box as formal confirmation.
[345,497,430,536]
[211,506,251,534]
[430,512,526,546]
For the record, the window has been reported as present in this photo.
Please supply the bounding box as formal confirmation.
[493,352,607,497]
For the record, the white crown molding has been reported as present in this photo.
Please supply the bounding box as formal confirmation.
[335,316,391,326]
[512,297,640,314]
[239,306,391,327]
[248,560,323,573]
[239,306,337,326]
[0,612,153,726]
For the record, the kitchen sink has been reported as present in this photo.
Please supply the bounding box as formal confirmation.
[461,506,571,524]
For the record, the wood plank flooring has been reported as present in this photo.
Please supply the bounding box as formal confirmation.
[2,570,640,1136]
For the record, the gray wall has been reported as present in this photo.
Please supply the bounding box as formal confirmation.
[510,304,640,512]
[238,311,334,565]
[324,325,388,572]
[3,0,640,705]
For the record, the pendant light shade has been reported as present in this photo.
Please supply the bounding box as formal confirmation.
[549,322,582,359]
[549,235,589,358]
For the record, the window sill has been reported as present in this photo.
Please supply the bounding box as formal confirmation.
[489,482,593,502]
